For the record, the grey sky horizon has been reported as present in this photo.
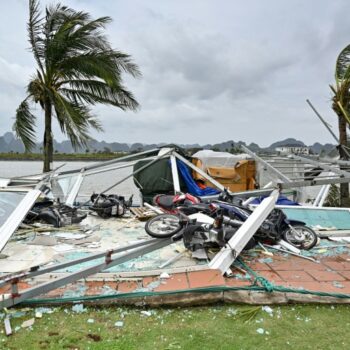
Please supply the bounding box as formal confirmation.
[0,0,349,147]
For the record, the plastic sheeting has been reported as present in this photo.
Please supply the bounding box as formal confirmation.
[176,160,220,196]
[251,195,300,206]
[192,150,251,170]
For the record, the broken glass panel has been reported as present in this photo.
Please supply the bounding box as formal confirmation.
[0,192,26,226]
[51,175,80,203]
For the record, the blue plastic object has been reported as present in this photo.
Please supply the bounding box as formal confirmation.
[251,195,300,206]
[176,160,221,196]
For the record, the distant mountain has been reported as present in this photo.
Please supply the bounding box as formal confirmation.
[309,142,335,154]
[268,138,306,149]
[0,132,336,155]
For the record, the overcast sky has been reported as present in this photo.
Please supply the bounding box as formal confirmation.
[0,0,349,146]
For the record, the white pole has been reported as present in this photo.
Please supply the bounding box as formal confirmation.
[209,189,279,274]
[318,184,331,207]
[170,155,181,194]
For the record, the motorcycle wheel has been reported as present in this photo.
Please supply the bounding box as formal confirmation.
[145,214,183,238]
[282,225,318,250]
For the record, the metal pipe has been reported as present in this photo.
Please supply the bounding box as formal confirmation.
[0,238,160,288]
[289,154,350,178]
[58,148,160,176]
[306,99,350,158]
[241,145,291,183]
[0,238,173,308]
[318,184,331,207]
[76,149,174,208]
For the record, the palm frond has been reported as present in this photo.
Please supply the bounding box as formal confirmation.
[336,44,350,81]
[60,79,139,110]
[52,90,103,149]
[28,0,45,74]
[13,100,37,151]
[57,50,141,87]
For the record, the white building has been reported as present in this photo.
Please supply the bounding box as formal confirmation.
[275,144,309,155]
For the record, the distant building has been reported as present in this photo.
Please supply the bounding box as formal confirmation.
[275,144,309,155]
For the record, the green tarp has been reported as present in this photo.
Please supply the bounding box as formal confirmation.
[133,158,187,203]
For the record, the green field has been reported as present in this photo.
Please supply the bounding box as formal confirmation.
[2,304,350,349]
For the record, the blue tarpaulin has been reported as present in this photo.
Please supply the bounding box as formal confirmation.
[176,160,221,196]
[251,195,300,206]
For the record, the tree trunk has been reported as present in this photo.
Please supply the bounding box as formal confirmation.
[43,100,53,173]
[338,114,350,207]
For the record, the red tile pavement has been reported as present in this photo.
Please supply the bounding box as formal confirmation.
[285,281,350,294]
[257,270,284,282]
[117,280,138,293]
[155,273,189,292]
[187,269,225,289]
[6,251,350,301]
[284,281,325,292]
[247,262,271,271]
[267,259,327,271]
[338,271,350,280]
[307,270,345,282]
[322,260,350,271]
[225,278,252,287]
[276,270,315,282]
[142,276,158,288]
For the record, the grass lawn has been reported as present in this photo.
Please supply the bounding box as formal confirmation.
[1,304,350,350]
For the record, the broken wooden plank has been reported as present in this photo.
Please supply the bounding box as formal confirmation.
[130,207,157,221]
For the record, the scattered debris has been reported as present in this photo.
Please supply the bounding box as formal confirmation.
[258,242,273,257]
[55,232,87,240]
[158,252,185,268]
[28,236,58,246]
[35,311,42,319]
[191,248,208,260]
[256,328,265,334]
[71,304,86,313]
[4,318,12,336]
[236,306,261,323]
[114,321,124,327]
[87,318,94,323]
[333,281,344,289]
[35,307,54,315]
[53,243,75,252]
[264,244,318,263]
[21,318,35,328]
[261,306,273,316]
[140,310,152,317]
[160,272,170,279]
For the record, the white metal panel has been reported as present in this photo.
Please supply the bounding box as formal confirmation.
[65,173,84,206]
[170,155,181,193]
[0,189,42,251]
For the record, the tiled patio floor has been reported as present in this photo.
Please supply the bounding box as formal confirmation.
[3,250,350,305]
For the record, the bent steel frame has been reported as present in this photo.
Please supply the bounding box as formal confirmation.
[0,237,174,309]
[0,185,46,252]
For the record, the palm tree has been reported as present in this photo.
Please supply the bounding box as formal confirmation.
[14,0,141,172]
[330,45,350,206]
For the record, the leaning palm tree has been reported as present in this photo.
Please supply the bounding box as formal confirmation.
[14,0,140,172]
[330,45,350,206]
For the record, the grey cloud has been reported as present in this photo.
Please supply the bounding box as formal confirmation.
[1,0,350,146]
